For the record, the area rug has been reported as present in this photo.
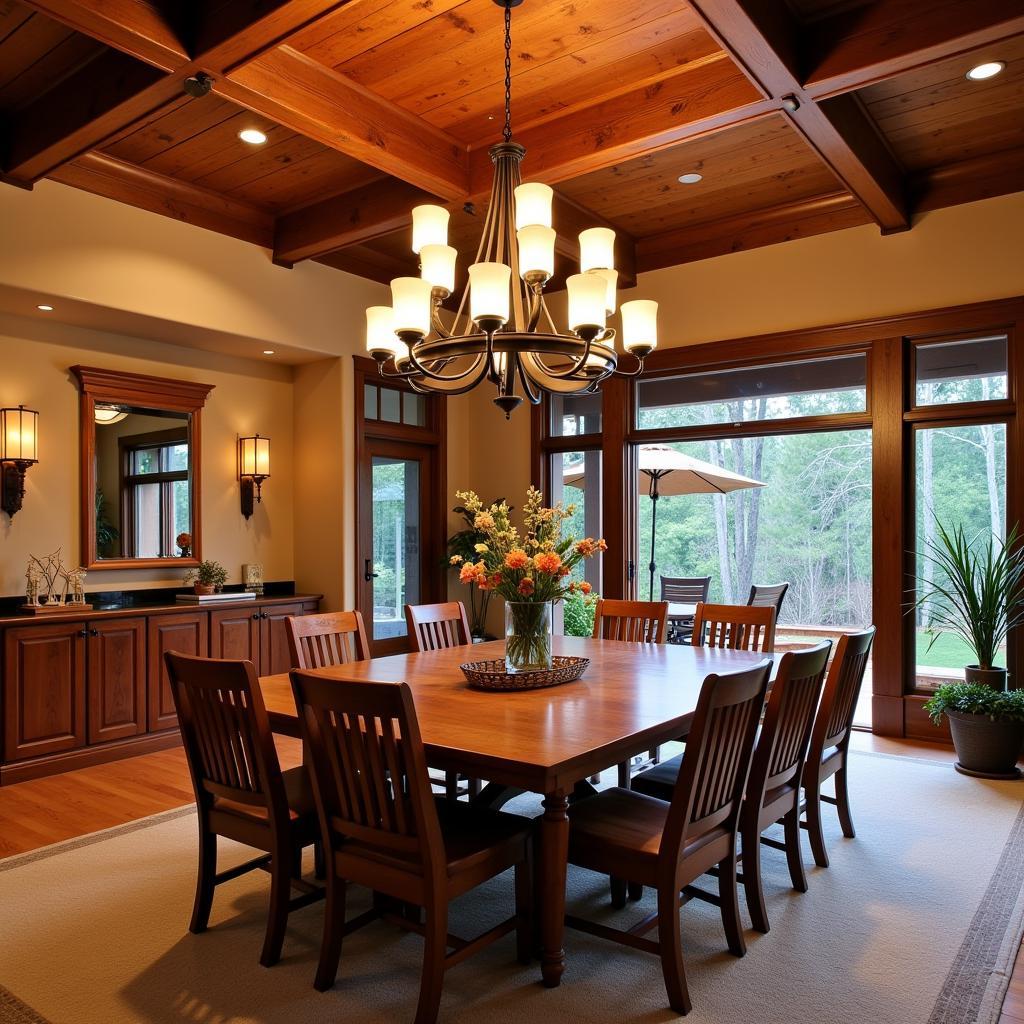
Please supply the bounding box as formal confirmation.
[1,751,1023,1024]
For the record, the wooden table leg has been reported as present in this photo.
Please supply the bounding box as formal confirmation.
[540,790,570,988]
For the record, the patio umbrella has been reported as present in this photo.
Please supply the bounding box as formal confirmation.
[563,444,765,601]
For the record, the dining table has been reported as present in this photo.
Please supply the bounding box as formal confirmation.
[258,633,773,989]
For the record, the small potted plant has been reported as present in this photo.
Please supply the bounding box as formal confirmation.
[914,521,1024,778]
[184,559,228,596]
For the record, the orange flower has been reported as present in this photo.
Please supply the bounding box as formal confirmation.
[580,581,592,595]
[575,538,596,557]
[518,577,535,596]
[534,551,562,574]
[505,549,530,570]
[459,561,484,584]
[596,538,608,552]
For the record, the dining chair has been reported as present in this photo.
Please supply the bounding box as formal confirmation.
[405,601,480,800]
[565,659,772,1016]
[406,601,472,652]
[290,671,533,1024]
[660,576,711,644]
[747,582,790,614]
[691,601,776,651]
[802,627,875,867]
[165,651,322,968]
[286,610,370,669]
[592,598,669,643]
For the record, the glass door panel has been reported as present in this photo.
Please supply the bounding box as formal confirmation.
[370,456,421,644]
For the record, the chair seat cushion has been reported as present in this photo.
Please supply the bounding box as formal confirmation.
[631,753,684,801]
[211,765,315,824]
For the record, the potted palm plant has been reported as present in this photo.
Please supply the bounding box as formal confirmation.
[915,522,1024,779]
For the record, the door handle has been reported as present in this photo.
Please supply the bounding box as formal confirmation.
[78,628,89,638]
[90,628,99,637]
[364,559,379,582]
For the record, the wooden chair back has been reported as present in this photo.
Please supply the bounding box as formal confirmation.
[809,627,875,758]
[664,660,771,849]
[592,599,668,643]
[290,671,444,874]
[405,601,472,652]
[286,611,370,670]
[165,651,287,819]
[747,582,789,612]
[691,602,776,652]
[660,576,711,604]
[748,641,831,804]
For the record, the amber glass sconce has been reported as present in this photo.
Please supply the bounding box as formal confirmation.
[1,405,39,519]
[238,434,270,519]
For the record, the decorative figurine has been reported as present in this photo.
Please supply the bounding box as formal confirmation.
[22,549,93,612]
[242,563,264,595]
[24,565,40,607]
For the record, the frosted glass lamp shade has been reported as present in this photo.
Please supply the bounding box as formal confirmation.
[517,225,556,279]
[391,278,433,337]
[621,299,658,352]
[238,435,271,480]
[420,244,457,293]
[469,262,511,325]
[514,182,553,230]
[567,273,607,332]
[365,305,401,357]
[411,205,449,254]
[579,227,615,272]
[590,268,618,313]
[0,406,38,462]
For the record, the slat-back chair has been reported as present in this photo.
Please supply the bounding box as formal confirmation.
[165,651,321,968]
[566,660,771,1016]
[406,601,472,652]
[592,599,669,644]
[691,601,776,652]
[290,672,533,1023]
[747,582,790,613]
[802,627,875,867]
[405,601,479,800]
[286,610,369,670]
[661,576,711,644]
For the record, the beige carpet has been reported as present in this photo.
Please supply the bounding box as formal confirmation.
[2,751,1024,1024]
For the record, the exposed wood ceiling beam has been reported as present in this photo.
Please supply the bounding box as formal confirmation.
[912,147,1024,215]
[222,47,470,200]
[687,0,910,233]
[803,1,1024,99]
[48,152,275,247]
[316,245,415,288]
[467,57,773,192]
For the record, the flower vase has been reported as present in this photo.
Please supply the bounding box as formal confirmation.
[505,601,553,674]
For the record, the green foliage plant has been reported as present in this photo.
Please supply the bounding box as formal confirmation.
[924,683,1024,725]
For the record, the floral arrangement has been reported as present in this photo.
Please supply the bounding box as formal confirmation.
[451,487,605,602]
[452,487,606,672]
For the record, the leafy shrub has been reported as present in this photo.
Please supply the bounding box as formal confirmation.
[923,682,1024,725]
[564,591,599,637]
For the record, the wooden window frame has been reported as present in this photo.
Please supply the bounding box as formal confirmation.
[532,295,1024,740]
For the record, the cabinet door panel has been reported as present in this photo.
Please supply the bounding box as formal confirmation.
[147,612,208,731]
[87,617,146,743]
[4,623,87,760]
[210,608,261,666]
[260,603,301,676]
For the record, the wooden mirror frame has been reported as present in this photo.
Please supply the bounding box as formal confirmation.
[71,366,215,570]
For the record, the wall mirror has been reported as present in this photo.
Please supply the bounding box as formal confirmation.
[72,366,214,570]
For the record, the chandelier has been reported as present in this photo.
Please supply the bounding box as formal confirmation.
[364,0,659,416]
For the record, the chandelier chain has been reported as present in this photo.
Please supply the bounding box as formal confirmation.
[503,2,512,143]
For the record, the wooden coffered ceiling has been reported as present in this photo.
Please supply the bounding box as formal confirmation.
[1,0,1023,286]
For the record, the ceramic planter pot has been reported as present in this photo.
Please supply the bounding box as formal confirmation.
[193,583,215,596]
[947,708,1024,779]
[964,665,1009,690]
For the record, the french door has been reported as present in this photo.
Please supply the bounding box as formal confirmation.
[357,437,440,656]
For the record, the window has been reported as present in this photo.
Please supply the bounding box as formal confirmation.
[364,383,426,426]
[549,392,602,437]
[914,334,1008,407]
[636,353,867,429]
[120,432,190,558]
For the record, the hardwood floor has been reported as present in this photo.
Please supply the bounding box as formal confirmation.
[0,730,1018,1020]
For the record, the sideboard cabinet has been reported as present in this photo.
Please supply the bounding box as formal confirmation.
[0,594,319,784]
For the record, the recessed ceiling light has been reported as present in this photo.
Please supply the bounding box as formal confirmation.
[239,128,268,145]
[678,172,703,185]
[262,350,275,355]
[966,61,1005,81]
[37,304,53,311]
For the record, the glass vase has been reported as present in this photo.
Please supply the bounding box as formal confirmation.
[505,601,553,674]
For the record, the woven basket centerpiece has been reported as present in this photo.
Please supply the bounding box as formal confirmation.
[460,656,590,691]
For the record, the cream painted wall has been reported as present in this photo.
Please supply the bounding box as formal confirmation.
[0,313,295,596]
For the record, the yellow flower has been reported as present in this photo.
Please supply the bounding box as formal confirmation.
[449,555,463,565]
[474,543,489,553]
[474,512,495,531]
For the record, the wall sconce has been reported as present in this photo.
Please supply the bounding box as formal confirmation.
[238,434,270,519]
[1,405,39,520]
